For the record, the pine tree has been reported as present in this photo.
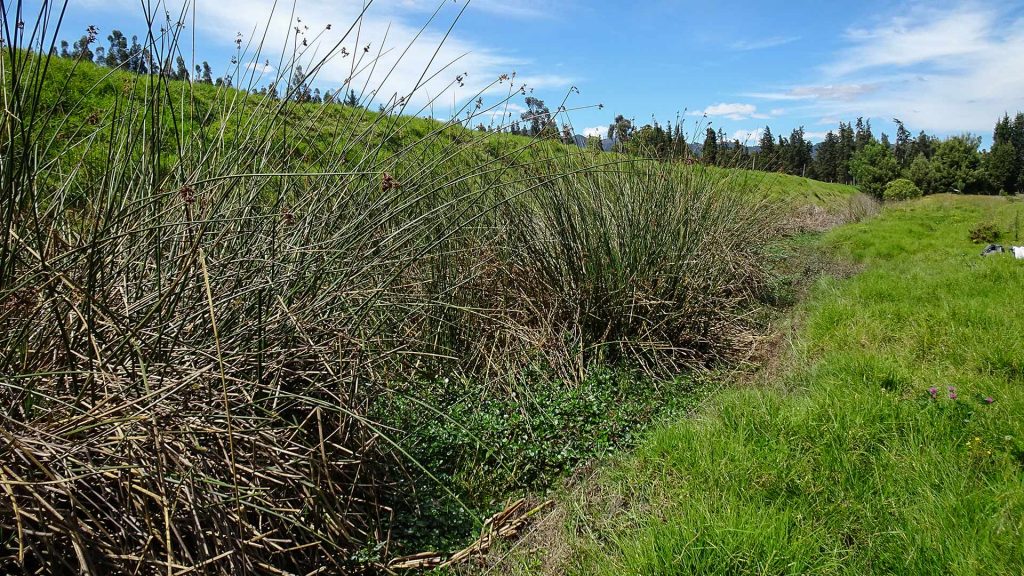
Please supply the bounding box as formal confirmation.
[838,122,855,183]
[988,114,1019,193]
[986,141,1017,193]
[757,126,776,170]
[894,119,912,169]
[702,127,718,165]
[814,131,841,182]
[788,127,812,177]
[854,117,875,151]
[561,124,574,144]
[1011,113,1024,193]
[777,135,790,173]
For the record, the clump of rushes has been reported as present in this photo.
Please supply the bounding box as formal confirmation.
[0,1,780,573]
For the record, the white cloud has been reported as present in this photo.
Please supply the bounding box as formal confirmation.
[246,61,275,74]
[516,74,575,91]
[395,0,552,19]
[829,6,992,77]
[582,125,606,138]
[747,84,878,102]
[730,36,800,51]
[746,5,1024,135]
[466,0,552,19]
[691,102,765,121]
[820,7,1024,133]
[732,128,763,143]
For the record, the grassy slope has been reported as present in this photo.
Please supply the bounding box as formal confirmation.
[715,167,861,209]
[20,52,860,208]
[515,195,1024,575]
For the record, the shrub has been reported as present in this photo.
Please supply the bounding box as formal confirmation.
[883,178,923,201]
[969,221,1001,243]
[850,142,899,198]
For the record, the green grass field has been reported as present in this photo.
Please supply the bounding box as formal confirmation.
[503,195,1024,575]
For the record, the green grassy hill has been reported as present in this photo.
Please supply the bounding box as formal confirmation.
[21,51,860,207]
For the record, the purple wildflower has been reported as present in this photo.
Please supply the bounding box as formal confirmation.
[984,397,994,404]
[928,387,938,398]
[949,391,958,400]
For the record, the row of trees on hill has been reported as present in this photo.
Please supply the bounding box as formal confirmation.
[598,112,1024,197]
[54,27,362,106]
[59,28,217,83]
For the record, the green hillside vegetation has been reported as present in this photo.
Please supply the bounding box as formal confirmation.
[1,37,863,573]
[500,195,1024,575]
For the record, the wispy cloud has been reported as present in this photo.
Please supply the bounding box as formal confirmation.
[689,102,769,120]
[468,0,553,18]
[730,36,800,51]
[246,61,275,74]
[395,0,553,19]
[746,84,878,102]
[746,4,1024,135]
[582,125,606,138]
[731,128,763,143]
[828,6,992,77]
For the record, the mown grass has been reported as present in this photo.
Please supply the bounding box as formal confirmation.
[504,195,1024,575]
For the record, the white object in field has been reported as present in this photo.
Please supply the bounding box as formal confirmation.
[1013,246,1024,260]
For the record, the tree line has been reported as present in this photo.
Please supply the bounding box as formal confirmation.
[587,112,1024,198]
[53,26,361,106]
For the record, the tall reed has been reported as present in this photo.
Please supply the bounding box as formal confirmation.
[1,1,781,572]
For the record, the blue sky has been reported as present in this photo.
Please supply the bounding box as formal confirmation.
[48,0,1024,146]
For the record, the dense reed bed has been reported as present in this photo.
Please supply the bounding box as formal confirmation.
[1,2,783,572]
